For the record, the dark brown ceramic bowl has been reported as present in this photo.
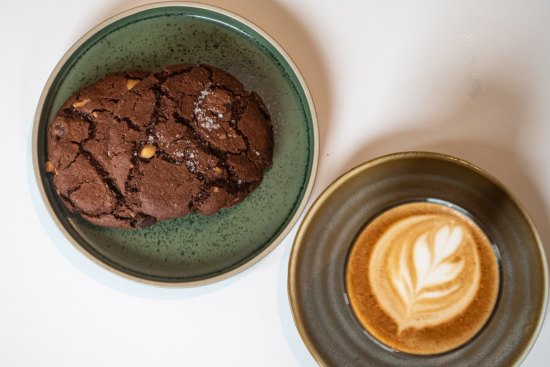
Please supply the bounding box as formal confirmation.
[288,151,547,366]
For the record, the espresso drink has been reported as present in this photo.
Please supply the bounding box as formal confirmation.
[346,201,499,355]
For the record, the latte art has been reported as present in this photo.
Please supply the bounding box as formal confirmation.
[346,202,499,355]
[370,219,480,333]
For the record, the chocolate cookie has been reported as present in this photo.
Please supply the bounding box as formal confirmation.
[46,65,273,229]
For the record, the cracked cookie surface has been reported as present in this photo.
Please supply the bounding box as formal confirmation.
[46,64,273,229]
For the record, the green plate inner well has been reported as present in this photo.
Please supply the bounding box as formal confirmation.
[36,5,315,283]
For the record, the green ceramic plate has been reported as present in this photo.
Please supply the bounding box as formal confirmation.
[289,152,547,366]
[33,2,318,286]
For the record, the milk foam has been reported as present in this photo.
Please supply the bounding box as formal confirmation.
[368,215,481,332]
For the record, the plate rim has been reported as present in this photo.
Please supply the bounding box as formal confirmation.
[32,1,319,287]
[288,151,548,366]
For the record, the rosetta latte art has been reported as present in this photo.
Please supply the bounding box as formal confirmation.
[369,216,481,333]
[346,202,499,354]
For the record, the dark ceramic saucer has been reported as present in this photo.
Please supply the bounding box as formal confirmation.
[289,152,547,366]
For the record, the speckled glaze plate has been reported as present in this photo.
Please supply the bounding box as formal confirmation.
[288,152,547,366]
[33,2,318,286]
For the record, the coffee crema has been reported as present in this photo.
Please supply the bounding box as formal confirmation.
[346,201,499,355]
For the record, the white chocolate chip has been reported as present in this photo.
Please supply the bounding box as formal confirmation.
[45,161,55,173]
[72,98,90,108]
[126,79,141,90]
[139,144,156,159]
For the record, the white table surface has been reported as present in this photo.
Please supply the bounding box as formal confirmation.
[1,0,549,366]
